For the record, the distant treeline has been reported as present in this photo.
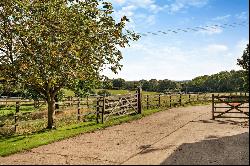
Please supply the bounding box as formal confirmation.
[100,70,249,93]
[0,70,248,98]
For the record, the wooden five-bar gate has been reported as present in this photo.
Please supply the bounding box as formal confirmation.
[96,88,142,123]
[212,94,249,119]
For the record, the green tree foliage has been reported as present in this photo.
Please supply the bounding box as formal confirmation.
[158,79,178,93]
[101,77,113,89]
[139,79,179,93]
[112,78,126,89]
[185,70,247,93]
[237,44,249,91]
[0,0,139,128]
[100,70,248,93]
[238,44,249,71]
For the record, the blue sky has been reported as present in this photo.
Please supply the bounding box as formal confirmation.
[103,0,249,81]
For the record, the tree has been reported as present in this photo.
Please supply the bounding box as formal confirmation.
[101,77,113,89]
[124,81,134,90]
[237,44,249,71]
[237,44,249,91]
[0,0,139,129]
[112,78,125,89]
[148,79,158,92]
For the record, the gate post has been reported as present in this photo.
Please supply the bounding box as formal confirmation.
[169,95,172,108]
[146,95,149,110]
[102,96,105,124]
[16,101,20,113]
[212,94,215,120]
[179,94,182,106]
[86,95,89,109]
[137,87,142,114]
[96,97,100,124]
[77,97,80,121]
[158,94,161,108]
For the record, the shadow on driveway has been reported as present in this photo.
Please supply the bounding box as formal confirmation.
[161,132,249,165]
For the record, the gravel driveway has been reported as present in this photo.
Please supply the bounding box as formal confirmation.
[0,105,249,165]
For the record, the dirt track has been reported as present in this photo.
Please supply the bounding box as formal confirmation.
[0,105,249,165]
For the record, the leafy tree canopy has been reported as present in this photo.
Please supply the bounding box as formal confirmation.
[237,44,249,71]
[0,0,139,128]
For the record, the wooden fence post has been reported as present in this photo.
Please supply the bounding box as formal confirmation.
[14,114,18,132]
[77,97,80,121]
[189,94,191,103]
[179,94,182,106]
[16,101,20,113]
[87,95,89,108]
[169,95,172,108]
[146,95,149,110]
[34,100,37,108]
[96,97,100,124]
[102,96,105,124]
[212,94,215,120]
[137,87,142,114]
[158,94,161,108]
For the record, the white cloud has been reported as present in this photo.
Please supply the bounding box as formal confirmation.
[204,44,228,54]
[167,0,209,13]
[212,14,231,21]
[236,39,249,52]
[114,5,136,19]
[110,0,165,29]
[109,0,155,8]
[111,0,167,15]
[235,11,248,20]
[113,0,126,5]
[110,0,210,30]
[196,26,223,35]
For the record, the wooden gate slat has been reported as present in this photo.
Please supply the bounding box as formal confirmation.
[212,94,249,119]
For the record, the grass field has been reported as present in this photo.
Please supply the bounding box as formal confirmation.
[62,88,158,97]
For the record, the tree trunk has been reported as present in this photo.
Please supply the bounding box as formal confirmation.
[47,96,55,129]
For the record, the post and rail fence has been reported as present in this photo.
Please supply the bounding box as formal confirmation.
[1,91,249,134]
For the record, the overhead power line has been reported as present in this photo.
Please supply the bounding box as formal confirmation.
[136,21,248,37]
